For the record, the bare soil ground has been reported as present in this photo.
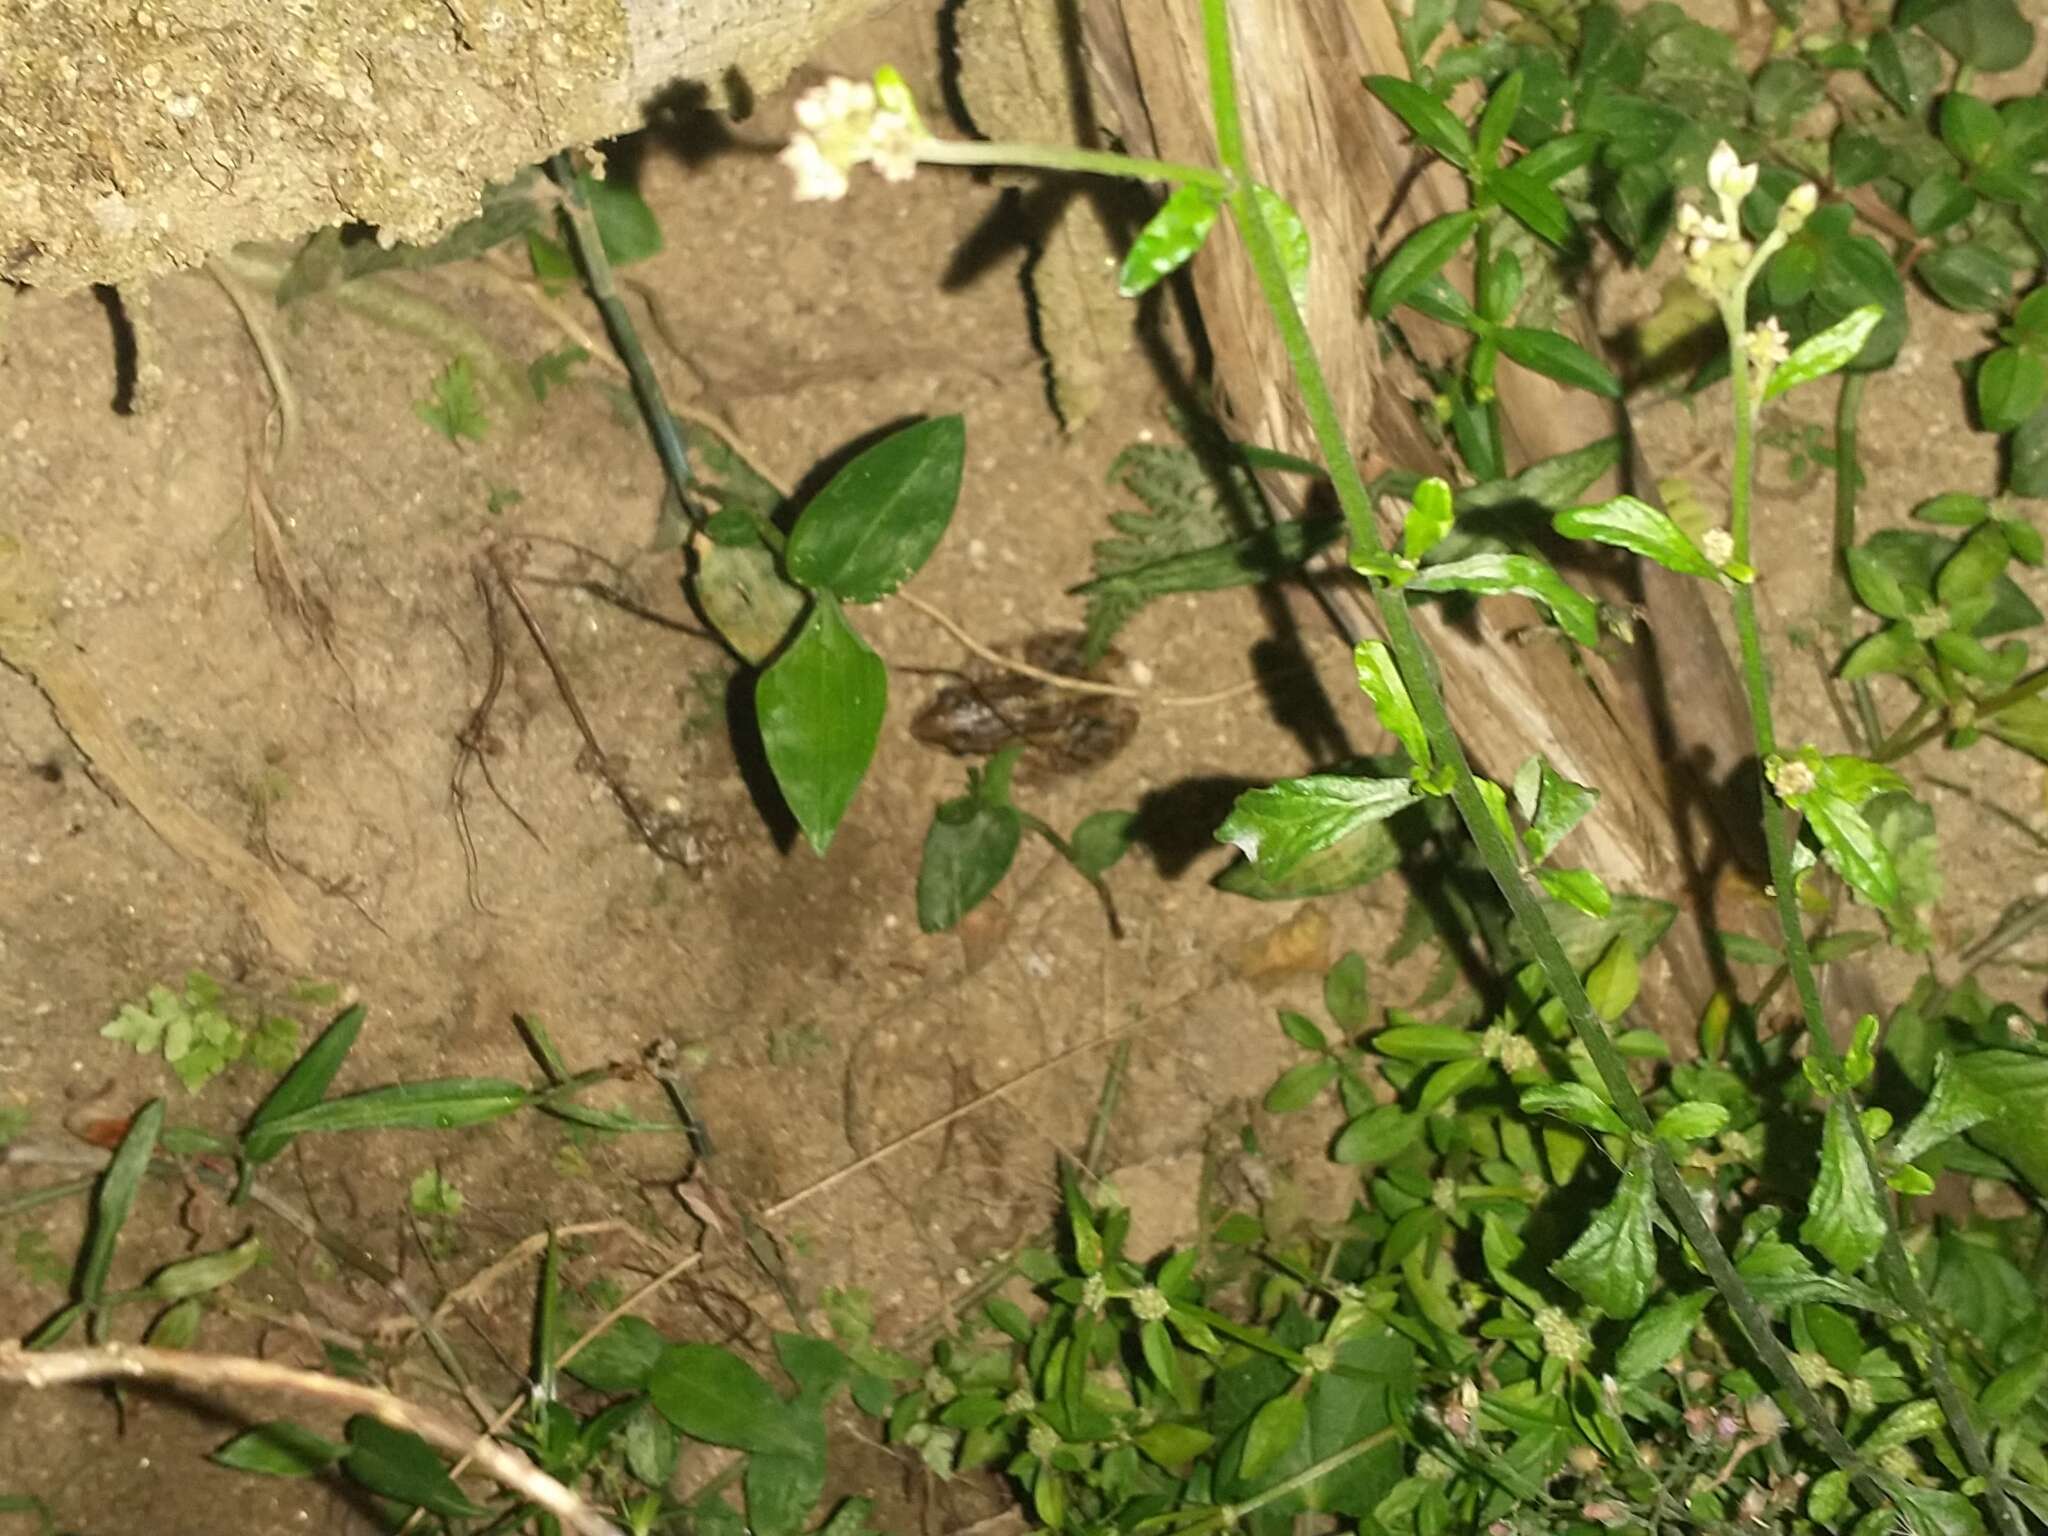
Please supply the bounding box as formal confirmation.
[1,6,2044,1534]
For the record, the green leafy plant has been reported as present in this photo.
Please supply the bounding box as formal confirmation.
[101,972,302,1094]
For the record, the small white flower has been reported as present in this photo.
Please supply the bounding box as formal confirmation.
[1499,1034,1540,1075]
[1708,140,1759,208]
[1302,1341,1337,1374]
[780,134,849,202]
[1129,1286,1171,1323]
[1079,1273,1108,1313]
[1702,528,1735,567]
[1780,181,1819,233]
[1745,316,1790,372]
[1533,1306,1590,1364]
[1772,758,1817,798]
[1027,1422,1060,1461]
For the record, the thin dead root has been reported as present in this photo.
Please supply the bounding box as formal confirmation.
[452,560,546,914]
[488,547,694,869]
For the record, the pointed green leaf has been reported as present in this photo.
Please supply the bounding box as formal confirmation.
[1490,168,1574,248]
[1332,1105,1422,1165]
[1894,1053,2000,1165]
[1240,1394,1307,1481]
[1364,75,1473,169]
[344,1417,487,1519]
[649,1344,813,1456]
[1475,71,1525,168]
[1514,756,1601,862]
[1372,1025,1483,1061]
[1615,1291,1712,1380]
[1323,951,1371,1032]
[1555,495,1720,578]
[242,1004,367,1166]
[148,1236,266,1300]
[249,1079,532,1139]
[1764,306,1884,402]
[1216,775,1420,882]
[1552,1157,1656,1318]
[785,417,963,602]
[1369,212,1479,320]
[1354,641,1429,770]
[1264,1059,1339,1113]
[1519,1083,1627,1137]
[1801,1100,1888,1273]
[1978,345,2048,433]
[213,1422,346,1478]
[758,596,887,854]
[1801,788,1900,910]
[1495,327,1619,397]
[1654,1102,1730,1143]
[916,791,1022,934]
[1405,552,1599,644]
[1118,183,1224,298]
[78,1099,163,1310]
[1537,866,1611,916]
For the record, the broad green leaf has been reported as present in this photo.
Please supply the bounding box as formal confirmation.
[1240,1395,1307,1481]
[1405,553,1599,645]
[147,1236,265,1300]
[916,792,1021,934]
[625,1402,680,1488]
[1801,1100,1888,1272]
[1216,776,1420,882]
[1948,1049,2048,1192]
[1118,184,1224,298]
[1839,622,1923,681]
[250,1079,532,1139]
[694,537,807,665]
[758,596,888,854]
[1918,0,2034,72]
[1537,866,1610,916]
[344,1417,486,1520]
[78,1099,163,1310]
[1068,810,1136,878]
[1324,951,1371,1032]
[1801,788,1900,911]
[1365,75,1474,169]
[1514,756,1601,862]
[1252,187,1311,314]
[1332,1105,1422,1165]
[1265,1060,1338,1113]
[1654,1101,1730,1143]
[1519,1082,1627,1137]
[1372,1025,1482,1061]
[1918,241,2013,312]
[1137,1422,1214,1469]
[1417,1056,1490,1112]
[1369,212,1479,320]
[1554,495,1720,577]
[565,1315,668,1394]
[1354,642,1429,770]
[213,1422,345,1478]
[1489,168,1574,248]
[1940,90,2001,165]
[1279,1009,1328,1051]
[241,1004,366,1166]
[1980,1352,2048,1419]
[785,417,963,603]
[1494,327,1619,397]
[1615,1291,1712,1380]
[747,1424,829,1536]
[1584,937,1640,1022]
[1403,478,1456,564]
[1552,1157,1656,1318]
[1977,345,2048,433]
[649,1343,813,1457]
[1908,170,1977,236]
[1985,693,2048,764]
[1214,813,1403,899]
[1764,306,1885,402]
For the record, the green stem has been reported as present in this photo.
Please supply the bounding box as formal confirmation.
[1828,372,1884,750]
[916,137,1225,190]
[1197,0,1880,1503]
[547,153,700,531]
[1722,303,2021,1536]
[1878,664,2048,764]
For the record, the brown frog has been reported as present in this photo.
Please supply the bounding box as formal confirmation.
[911,630,1140,778]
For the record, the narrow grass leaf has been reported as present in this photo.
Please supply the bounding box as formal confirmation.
[213,1422,346,1478]
[1369,212,1478,320]
[242,1004,366,1166]
[252,1079,532,1138]
[1354,641,1429,769]
[77,1099,162,1311]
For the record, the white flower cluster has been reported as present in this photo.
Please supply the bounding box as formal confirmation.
[779,74,925,202]
[1675,142,1820,397]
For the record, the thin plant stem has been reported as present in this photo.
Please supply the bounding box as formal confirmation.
[1721,296,2021,1536]
[546,152,700,532]
[1197,0,1884,1504]
[915,138,1223,191]
[1827,371,1883,750]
